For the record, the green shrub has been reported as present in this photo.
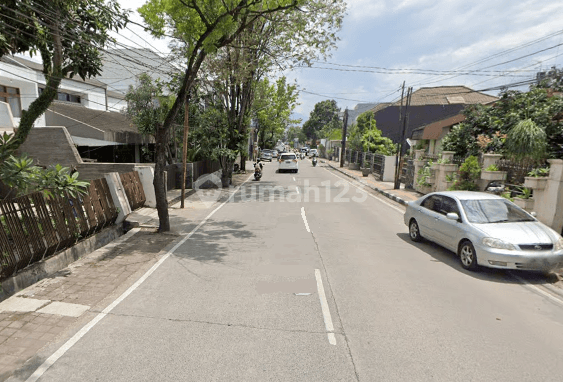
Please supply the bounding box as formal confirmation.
[485,164,499,171]
[527,167,549,177]
[450,156,480,191]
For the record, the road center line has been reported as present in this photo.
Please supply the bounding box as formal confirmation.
[315,269,336,345]
[25,174,254,382]
[300,206,310,232]
[295,186,300,194]
[293,177,296,181]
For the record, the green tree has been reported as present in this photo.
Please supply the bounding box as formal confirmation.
[139,0,304,231]
[254,77,300,149]
[125,73,184,164]
[441,86,563,159]
[0,0,127,160]
[287,126,307,144]
[505,119,547,163]
[303,100,340,146]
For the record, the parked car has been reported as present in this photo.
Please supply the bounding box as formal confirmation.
[309,149,318,157]
[260,151,272,162]
[271,150,279,158]
[404,191,563,272]
[278,153,298,173]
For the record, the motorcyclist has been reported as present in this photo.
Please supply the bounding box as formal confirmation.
[312,153,318,166]
[254,159,263,172]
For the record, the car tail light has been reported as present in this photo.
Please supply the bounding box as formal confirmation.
[292,159,297,162]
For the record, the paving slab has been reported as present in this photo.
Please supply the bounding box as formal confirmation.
[0,298,51,314]
[36,302,90,318]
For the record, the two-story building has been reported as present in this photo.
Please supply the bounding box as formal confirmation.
[0,55,153,167]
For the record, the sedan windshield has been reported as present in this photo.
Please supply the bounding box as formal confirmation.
[460,199,535,224]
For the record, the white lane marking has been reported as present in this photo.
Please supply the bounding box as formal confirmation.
[301,207,310,233]
[327,333,337,345]
[510,273,563,307]
[293,177,296,181]
[325,168,404,214]
[315,269,336,345]
[26,174,253,382]
[296,186,300,194]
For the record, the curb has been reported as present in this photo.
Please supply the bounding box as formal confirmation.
[326,163,409,206]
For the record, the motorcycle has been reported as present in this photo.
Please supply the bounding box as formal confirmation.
[312,157,317,167]
[254,161,263,181]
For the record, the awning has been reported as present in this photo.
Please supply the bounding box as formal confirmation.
[71,136,125,147]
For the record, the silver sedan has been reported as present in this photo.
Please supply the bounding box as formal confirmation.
[404,191,563,272]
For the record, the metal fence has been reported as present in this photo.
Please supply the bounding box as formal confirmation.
[0,178,118,281]
[496,159,541,184]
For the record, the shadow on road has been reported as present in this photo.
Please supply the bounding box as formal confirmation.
[173,220,255,263]
[396,233,561,285]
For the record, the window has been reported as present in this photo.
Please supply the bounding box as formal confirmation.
[438,196,461,216]
[0,85,22,118]
[39,87,81,104]
[421,195,441,212]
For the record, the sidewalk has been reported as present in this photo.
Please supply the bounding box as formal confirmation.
[323,159,421,206]
[0,170,252,381]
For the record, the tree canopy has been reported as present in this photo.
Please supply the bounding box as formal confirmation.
[441,86,563,159]
[303,99,340,146]
[254,77,300,148]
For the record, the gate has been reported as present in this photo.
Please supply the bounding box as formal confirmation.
[372,153,385,180]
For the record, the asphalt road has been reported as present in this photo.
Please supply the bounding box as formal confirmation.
[18,159,563,381]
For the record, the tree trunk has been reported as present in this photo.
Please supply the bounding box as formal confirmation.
[240,152,246,171]
[153,124,170,232]
[221,158,233,188]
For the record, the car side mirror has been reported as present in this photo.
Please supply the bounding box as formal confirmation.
[446,212,459,221]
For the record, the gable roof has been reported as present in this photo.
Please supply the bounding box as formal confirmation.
[370,102,392,114]
[392,86,497,106]
[411,113,466,140]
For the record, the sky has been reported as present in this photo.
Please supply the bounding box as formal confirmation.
[113,0,563,123]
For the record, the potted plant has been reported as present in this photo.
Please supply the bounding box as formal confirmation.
[416,163,433,194]
[513,187,534,211]
[437,156,458,171]
[481,164,507,181]
[524,167,549,189]
[361,166,371,177]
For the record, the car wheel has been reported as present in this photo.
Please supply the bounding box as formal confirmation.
[459,241,479,271]
[409,219,422,242]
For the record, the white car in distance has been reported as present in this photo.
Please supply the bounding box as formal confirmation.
[278,153,299,173]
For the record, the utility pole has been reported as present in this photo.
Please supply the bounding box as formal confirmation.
[394,86,412,190]
[340,108,349,168]
[180,96,189,208]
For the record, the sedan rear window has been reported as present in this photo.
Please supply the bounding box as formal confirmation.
[461,199,535,224]
[281,154,296,160]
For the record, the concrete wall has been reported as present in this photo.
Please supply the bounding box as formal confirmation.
[17,126,83,168]
[0,101,14,129]
[0,62,46,127]
[44,110,106,141]
[76,163,154,181]
[107,95,126,113]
